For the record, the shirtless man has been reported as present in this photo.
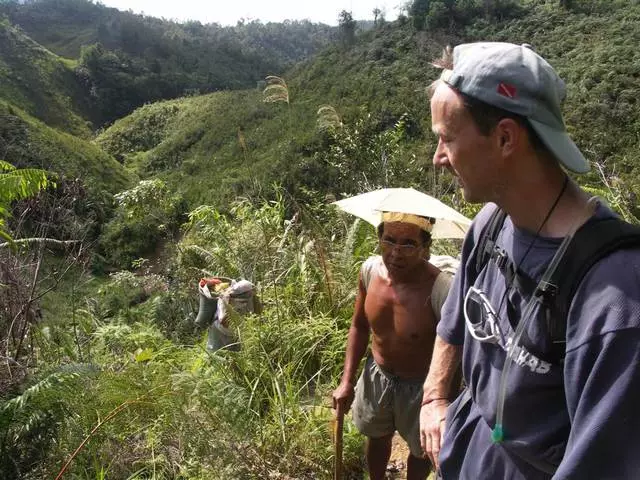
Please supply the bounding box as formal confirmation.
[332,211,452,480]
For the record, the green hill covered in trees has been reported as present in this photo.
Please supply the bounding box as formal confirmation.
[97,0,640,216]
[1,0,337,125]
[0,18,91,136]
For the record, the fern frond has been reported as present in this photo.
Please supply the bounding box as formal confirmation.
[0,160,16,172]
[1,367,90,417]
[0,167,50,204]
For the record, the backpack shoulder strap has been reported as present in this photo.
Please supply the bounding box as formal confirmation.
[544,216,640,339]
[507,216,640,473]
[360,255,382,291]
[431,271,453,322]
[475,206,508,277]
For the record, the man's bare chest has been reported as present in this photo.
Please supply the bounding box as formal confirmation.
[364,278,435,334]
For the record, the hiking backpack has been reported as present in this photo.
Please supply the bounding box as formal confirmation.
[475,206,640,364]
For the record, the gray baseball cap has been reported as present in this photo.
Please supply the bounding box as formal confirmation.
[441,42,590,173]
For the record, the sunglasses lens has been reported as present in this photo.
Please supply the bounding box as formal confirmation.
[466,290,486,324]
[465,289,499,342]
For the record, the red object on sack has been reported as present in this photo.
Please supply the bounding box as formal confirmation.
[199,277,222,288]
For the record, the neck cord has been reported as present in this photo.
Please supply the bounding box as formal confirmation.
[490,174,571,444]
[495,174,569,316]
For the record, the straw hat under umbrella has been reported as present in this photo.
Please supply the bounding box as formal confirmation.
[332,188,472,239]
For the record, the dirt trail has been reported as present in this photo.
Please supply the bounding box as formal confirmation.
[386,433,410,478]
[386,434,435,480]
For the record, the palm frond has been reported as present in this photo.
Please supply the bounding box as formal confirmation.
[0,160,16,172]
[0,162,52,241]
[0,167,51,204]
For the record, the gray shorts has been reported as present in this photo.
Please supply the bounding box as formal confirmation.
[352,355,425,458]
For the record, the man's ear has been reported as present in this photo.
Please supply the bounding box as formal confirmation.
[422,240,432,261]
[495,118,522,158]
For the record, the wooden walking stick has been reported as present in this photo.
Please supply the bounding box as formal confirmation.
[334,402,345,480]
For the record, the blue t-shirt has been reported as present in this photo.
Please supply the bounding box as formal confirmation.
[437,202,640,479]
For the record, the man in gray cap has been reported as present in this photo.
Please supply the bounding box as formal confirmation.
[419,42,640,479]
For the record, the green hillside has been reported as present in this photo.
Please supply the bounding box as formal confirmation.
[96,90,314,207]
[97,0,640,215]
[0,18,91,136]
[0,101,132,193]
[1,0,337,124]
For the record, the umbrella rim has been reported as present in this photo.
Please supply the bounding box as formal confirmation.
[331,188,472,239]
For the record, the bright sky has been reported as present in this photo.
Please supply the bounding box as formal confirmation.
[98,0,404,26]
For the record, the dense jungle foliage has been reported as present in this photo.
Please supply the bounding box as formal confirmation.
[1,0,639,478]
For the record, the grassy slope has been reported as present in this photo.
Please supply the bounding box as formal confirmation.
[96,90,298,206]
[0,16,133,200]
[1,101,132,194]
[0,20,92,137]
[95,21,453,207]
[96,1,640,212]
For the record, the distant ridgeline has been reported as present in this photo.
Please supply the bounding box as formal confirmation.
[0,0,337,125]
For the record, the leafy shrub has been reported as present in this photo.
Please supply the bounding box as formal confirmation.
[0,366,92,479]
[92,321,169,357]
[95,271,165,318]
[98,179,185,269]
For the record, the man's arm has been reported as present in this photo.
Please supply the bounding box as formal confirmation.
[423,336,463,403]
[332,273,370,411]
[419,336,462,468]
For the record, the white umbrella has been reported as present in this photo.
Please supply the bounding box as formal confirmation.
[332,188,472,239]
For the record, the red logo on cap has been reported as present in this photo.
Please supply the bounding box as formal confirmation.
[497,82,517,98]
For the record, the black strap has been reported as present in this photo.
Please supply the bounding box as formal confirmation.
[475,206,507,276]
[474,207,546,358]
[475,208,640,363]
[475,207,538,301]
[546,217,640,325]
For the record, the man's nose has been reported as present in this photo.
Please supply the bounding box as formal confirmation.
[432,139,447,167]
[389,244,402,253]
